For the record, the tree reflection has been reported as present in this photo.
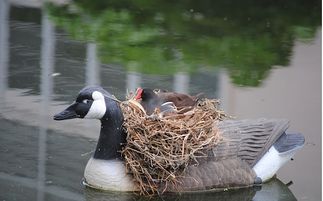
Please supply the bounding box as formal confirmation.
[46,0,320,86]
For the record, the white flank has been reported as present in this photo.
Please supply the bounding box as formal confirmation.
[84,91,106,119]
[253,146,297,182]
[83,158,137,191]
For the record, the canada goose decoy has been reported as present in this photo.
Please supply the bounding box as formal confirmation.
[134,88,198,115]
[53,86,305,192]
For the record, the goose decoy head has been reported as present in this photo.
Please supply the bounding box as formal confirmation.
[54,86,110,120]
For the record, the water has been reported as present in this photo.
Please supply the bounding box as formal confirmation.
[0,1,321,200]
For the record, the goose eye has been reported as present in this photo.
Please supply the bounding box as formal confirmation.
[82,99,90,104]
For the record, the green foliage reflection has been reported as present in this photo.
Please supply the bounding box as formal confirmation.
[47,0,321,86]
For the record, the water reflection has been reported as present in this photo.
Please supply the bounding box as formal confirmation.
[37,10,55,201]
[0,0,9,98]
[85,43,100,86]
[46,0,320,87]
[0,1,321,201]
[84,178,297,201]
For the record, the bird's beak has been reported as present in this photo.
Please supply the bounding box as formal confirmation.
[134,93,141,100]
[53,102,79,120]
[134,88,143,100]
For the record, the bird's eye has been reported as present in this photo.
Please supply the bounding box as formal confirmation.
[82,99,90,104]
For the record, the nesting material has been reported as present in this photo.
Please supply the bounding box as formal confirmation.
[120,98,228,195]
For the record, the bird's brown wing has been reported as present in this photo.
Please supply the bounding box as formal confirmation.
[159,92,197,107]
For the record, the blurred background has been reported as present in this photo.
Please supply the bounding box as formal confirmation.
[0,0,321,200]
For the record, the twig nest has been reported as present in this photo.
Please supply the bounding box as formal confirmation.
[120,98,228,195]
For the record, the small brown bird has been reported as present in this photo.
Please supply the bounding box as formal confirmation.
[134,88,200,115]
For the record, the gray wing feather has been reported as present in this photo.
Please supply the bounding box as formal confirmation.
[162,119,289,192]
[213,118,289,167]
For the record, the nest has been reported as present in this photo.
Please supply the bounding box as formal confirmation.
[120,98,228,195]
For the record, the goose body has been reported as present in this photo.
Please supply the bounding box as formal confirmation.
[54,86,304,192]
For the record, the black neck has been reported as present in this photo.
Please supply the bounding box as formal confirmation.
[93,99,126,160]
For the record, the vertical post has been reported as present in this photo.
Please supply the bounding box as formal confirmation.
[173,71,190,93]
[126,71,141,93]
[126,62,142,93]
[86,42,100,85]
[0,0,9,100]
[218,69,235,114]
[38,9,55,201]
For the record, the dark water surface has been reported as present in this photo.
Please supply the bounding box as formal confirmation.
[0,0,321,201]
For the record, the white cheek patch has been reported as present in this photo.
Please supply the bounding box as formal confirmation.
[84,91,106,119]
[92,91,104,100]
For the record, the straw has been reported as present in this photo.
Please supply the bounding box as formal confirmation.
[120,98,228,195]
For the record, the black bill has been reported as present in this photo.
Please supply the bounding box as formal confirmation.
[53,102,79,120]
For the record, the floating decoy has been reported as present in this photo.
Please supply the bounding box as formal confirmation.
[53,86,304,193]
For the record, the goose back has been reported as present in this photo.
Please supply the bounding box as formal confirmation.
[213,119,289,166]
[162,119,289,192]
